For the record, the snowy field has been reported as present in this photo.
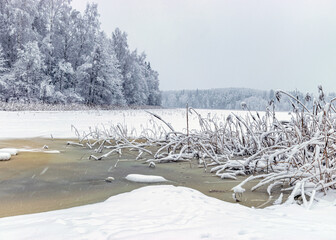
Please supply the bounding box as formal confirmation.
[0,108,335,240]
[0,109,290,139]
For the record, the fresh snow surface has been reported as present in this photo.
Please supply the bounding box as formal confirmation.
[125,174,168,183]
[0,148,60,154]
[0,148,18,155]
[0,185,335,240]
[18,149,61,154]
[0,152,11,160]
[42,150,61,154]
[0,109,290,139]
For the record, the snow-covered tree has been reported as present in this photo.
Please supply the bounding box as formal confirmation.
[0,1,161,106]
[77,33,125,105]
[0,44,9,100]
[123,51,149,105]
[145,62,161,106]
[111,28,161,105]
[54,59,74,92]
[12,41,46,102]
[0,44,6,73]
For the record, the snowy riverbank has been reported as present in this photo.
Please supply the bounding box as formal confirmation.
[0,185,335,240]
[1,109,335,240]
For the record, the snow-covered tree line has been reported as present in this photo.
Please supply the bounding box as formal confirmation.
[0,0,161,106]
[162,88,336,111]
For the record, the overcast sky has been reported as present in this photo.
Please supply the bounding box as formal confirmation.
[71,0,336,93]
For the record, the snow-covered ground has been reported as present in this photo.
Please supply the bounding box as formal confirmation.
[0,147,60,160]
[1,185,335,240]
[1,108,335,240]
[0,109,290,139]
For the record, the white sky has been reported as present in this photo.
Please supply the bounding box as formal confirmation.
[71,0,336,93]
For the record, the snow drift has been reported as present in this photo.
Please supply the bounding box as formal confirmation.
[0,185,335,240]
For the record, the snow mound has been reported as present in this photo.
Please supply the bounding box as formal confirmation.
[43,150,61,154]
[125,174,168,183]
[0,152,11,161]
[105,176,115,182]
[18,149,60,154]
[0,148,18,155]
[0,185,336,240]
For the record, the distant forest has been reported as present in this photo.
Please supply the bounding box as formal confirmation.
[0,0,161,106]
[162,88,336,111]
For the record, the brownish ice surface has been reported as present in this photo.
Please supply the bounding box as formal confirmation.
[0,138,275,218]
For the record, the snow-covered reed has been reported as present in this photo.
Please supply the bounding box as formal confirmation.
[72,86,336,205]
[0,101,162,111]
